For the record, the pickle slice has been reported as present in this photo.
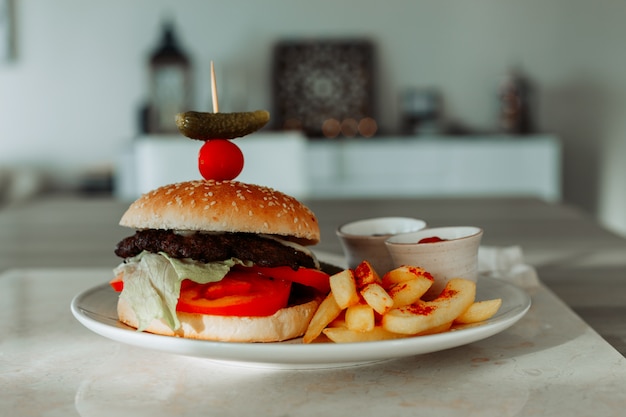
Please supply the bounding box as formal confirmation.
[175,110,270,140]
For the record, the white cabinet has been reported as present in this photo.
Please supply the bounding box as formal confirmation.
[308,135,561,201]
[116,133,561,202]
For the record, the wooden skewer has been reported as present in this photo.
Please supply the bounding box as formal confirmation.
[210,61,219,113]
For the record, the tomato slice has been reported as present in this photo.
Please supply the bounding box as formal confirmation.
[109,274,124,292]
[176,269,291,317]
[246,265,330,294]
[109,264,329,316]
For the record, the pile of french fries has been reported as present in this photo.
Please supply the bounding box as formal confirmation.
[303,261,502,343]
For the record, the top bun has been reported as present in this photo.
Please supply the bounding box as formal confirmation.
[119,180,320,245]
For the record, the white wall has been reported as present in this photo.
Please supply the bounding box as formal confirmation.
[1,0,625,235]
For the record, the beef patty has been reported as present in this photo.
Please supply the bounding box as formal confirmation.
[114,230,316,270]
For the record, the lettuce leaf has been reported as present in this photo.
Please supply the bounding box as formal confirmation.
[114,252,250,331]
[161,253,250,284]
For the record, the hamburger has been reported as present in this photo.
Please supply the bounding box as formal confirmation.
[110,179,330,342]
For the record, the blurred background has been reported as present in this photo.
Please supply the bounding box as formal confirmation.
[0,0,625,236]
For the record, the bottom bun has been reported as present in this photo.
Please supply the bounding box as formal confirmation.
[117,296,321,342]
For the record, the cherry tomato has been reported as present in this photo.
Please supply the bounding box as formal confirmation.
[176,270,291,317]
[198,139,244,181]
[246,265,330,294]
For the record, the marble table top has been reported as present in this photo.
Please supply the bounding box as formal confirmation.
[1,195,626,416]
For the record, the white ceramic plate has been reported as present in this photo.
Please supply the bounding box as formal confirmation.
[71,276,530,369]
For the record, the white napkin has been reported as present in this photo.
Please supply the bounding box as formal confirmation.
[478,246,540,290]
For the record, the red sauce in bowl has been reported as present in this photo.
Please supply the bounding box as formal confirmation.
[418,236,447,244]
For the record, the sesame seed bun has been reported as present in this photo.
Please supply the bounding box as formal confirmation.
[119,180,320,245]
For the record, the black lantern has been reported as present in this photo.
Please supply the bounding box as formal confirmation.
[148,21,192,134]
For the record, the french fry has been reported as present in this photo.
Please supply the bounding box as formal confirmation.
[382,278,476,335]
[381,265,433,289]
[303,261,493,344]
[323,326,408,343]
[354,260,381,289]
[303,293,342,343]
[322,321,453,343]
[345,303,375,332]
[387,275,434,308]
[329,269,360,309]
[360,283,394,315]
[416,321,453,335]
[454,298,502,324]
